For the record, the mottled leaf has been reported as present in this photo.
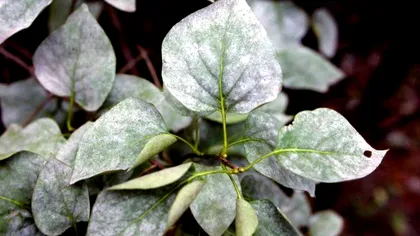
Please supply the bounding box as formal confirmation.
[0,152,46,235]
[32,158,89,235]
[87,187,175,235]
[162,0,282,114]
[283,192,311,228]
[251,200,301,236]
[278,46,344,93]
[205,112,249,124]
[190,165,239,236]
[0,79,66,127]
[309,210,344,236]
[71,98,171,183]
[236,198,258,236]
[255,92,291,125]
[104,0,136,12]
[312,8,338,58]
[0,118,65,160]
[133,134,177,168]
[167,180,205,228]
[276,108,387,182]
[0,0,52,44]
[34,4,116,111]
[248,0,308,50]
[108,163,192,190]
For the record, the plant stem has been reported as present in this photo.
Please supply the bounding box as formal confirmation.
[23,94,53,126]
[221,165,242,199]
[218,40,228,156]
[193,115,200,149]
[227,138,259,148]
[66,90,75,131]
[170,134,202,156]
[0,47,33,75]
[137,45,162,88]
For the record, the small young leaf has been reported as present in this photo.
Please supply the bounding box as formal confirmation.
[87,187,175,235]
[133,134,177,167]
[71,98,171,183]
[276,108,387,182]
[0,0,53,44]
[312,8,338,58]
[190,165,239,236]
[104,0,136,12]
[278,46,344,93]
[32,158,89,235]
[108,163,192,190]
[0,152,46,235]
[0,118,65,161]
[309,210,344,236]
[236,198,258,236]
[34,4,116,111]
[251,200,301,236]
[248,0,308,50]
[167,180,205,228]
[162,0,282,114]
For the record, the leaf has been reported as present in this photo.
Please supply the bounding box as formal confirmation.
[278,46,344,93]
[133,134,177,167]
[283,192,311,228]
[167,180,205,228]
[255,92,291,125]
[275,108,388,182]
[312,8,338,58]
[190,165,239,236]
[0,152,46,235]
[251,200,301,236]
[205,112,249,125]
[104,0,136,12]
[108,163,192,190]
[162,0,282,114]
[56,122,93,167]
[309,210,344,236]
[0,79,66,127]
[243,111,316,196]
[0,118,65,161]
[104,74,192,132]
[247,0,308,50]
[33,4,116,111]
[32,158,89,235]
[236,198,258,236]
[0,0,52,44]
[71,97,172,183]
[87,187,175,236]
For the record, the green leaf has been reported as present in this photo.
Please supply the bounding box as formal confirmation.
[167,180,205,228]
[0,118,65,161]
[312,8,338,58]
[71,97,170,183]
[248,0,308,50]
[0,152,46,235]
[32,158,89,235]
[108,163,192,190]
[33,4,116,111]
[0,79,66,127]
[255,92,291,125]
[162,0,282,114]
[251,200,301,236]
[243,111,316,196]
[278,46,344,93]
[190,165,239,236]
[104,0,136,12]
[236,198,258,236]
[133,134,177,168]
[104,74,192,132]
[276,108,388,182]
[0,0,52,44]
[309,210,344,236]
[87,187,175,235]
[284,192,311,228]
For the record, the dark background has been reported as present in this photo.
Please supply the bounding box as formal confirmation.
[1,0,420,235]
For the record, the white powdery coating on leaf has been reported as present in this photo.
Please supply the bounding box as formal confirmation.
[34,4,116,111]
[0,0,52,44]
[313,8,338,58]
[162,0,281,114]
[104,0,136,12]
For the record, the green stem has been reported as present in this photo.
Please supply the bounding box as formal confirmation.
[227,138,258,148]
[66,90,75,131]
[193,116,200,149]
[221,165,242,199]
[0,195,25,208]
[170,134,203,156]
[220,107,228,155]
[218,39,228,156]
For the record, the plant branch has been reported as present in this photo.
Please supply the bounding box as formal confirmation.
[221,165,242,199]
[23,94,53,126]
[227,138,259,148]
[170,134,203,156]
[119,52,143,73]
[66,90,75,131]
[0,47,33,75]
[137,45,162,88]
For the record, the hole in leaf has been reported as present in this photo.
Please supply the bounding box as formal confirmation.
[364,150,372,158]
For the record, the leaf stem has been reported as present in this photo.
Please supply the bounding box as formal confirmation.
[218,39,228,156]
[221,165,242,199]
[170,134,203,156]
[66,89,75,131]
[193,115,200,149]
[227,138,259,148]
[0,195,25,208]
[23,94,53,126]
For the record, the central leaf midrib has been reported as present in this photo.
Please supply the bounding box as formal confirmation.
[0,195,26,209]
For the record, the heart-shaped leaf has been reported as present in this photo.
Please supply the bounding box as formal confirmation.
[108,163,192,190]
[312,8,338,58]
[33,4,116,111]
[71,97,174,183]
[309,210,343,236]
[104,0,136,12]
[162,0,282,114]
[278,46,344,93]
[236,198,258,236]
[0,152,46,235]
[275,108,387,182]
[0,0,53,44]
[0,118,65,161]
[32,158,89,235]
